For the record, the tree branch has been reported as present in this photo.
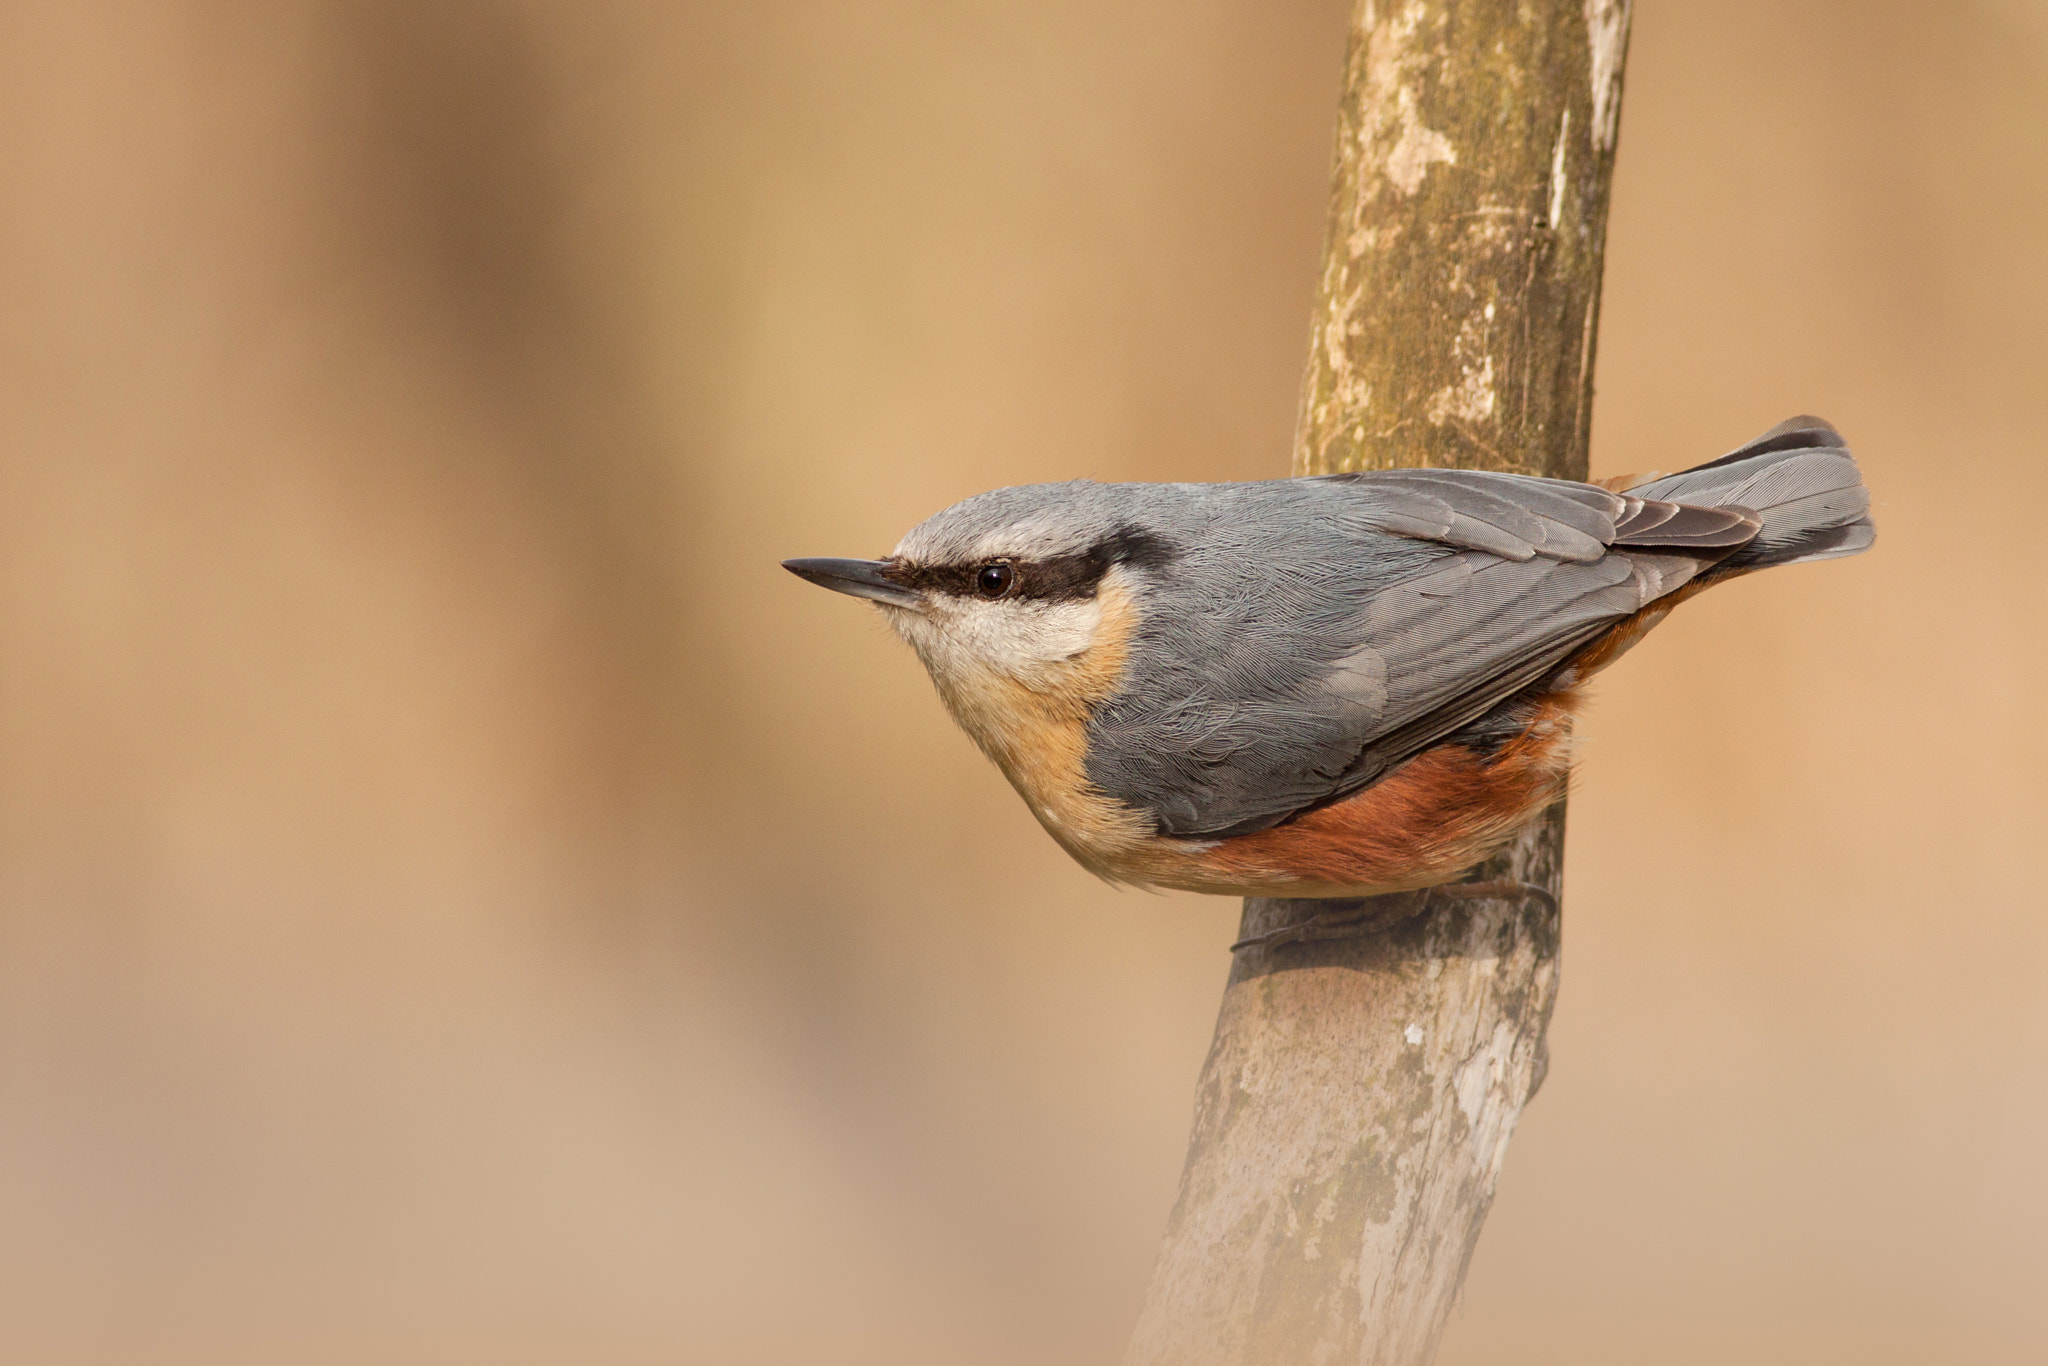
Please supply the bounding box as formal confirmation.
[1126,4,1630,1363]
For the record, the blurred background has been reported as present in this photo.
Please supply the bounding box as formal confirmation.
[1,1,2043,1362]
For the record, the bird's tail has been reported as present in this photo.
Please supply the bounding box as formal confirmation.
[1626,416,1875,575]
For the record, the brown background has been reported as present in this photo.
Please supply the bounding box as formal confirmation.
[2,2,2043,1362]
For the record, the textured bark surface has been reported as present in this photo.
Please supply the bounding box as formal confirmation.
[1296,0,1630,483]
[1126,3,1629,1364]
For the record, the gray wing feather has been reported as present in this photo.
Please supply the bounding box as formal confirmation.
[1626,416,1873,568]
[1083,464,1774,839]
[1083,425,1867,839]
[1334,469,1622,562]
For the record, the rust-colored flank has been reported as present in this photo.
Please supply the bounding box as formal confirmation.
[1198,692,1580,893]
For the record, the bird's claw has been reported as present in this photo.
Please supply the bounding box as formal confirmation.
[1426,877,1558,917]
[1229,908,1373,954]
[1229,878,1556,954]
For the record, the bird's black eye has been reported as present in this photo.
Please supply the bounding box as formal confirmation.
[975,561,1015,598]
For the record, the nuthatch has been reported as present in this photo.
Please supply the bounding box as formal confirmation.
[785,417,1872,907]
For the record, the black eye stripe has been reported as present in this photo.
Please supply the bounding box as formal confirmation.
[882,562,989,597]
[882,525,1175,603]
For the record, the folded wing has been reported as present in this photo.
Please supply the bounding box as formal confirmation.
[1083,419,1864,840]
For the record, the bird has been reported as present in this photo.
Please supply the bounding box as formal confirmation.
[784,416,1872,917]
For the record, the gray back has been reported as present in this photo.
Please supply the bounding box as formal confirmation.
[1077,476,1642,836]
[1064,422,1868,837]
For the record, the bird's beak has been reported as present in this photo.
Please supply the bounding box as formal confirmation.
[781,557,922,608]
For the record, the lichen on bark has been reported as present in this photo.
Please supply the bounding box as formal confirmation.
[1295,0,1630,481]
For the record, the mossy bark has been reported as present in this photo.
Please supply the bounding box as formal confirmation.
[1126,4,1630,1364]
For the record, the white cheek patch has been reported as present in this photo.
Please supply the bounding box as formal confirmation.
[892,595,1105,689]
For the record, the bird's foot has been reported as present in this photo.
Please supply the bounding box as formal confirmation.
[1229,894,1429,953]
[1229,878,1555,954]
[1425,877,1558,917]
[1229,903,1381,954]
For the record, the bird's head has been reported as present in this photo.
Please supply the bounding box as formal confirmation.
[784,481,1179,709]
